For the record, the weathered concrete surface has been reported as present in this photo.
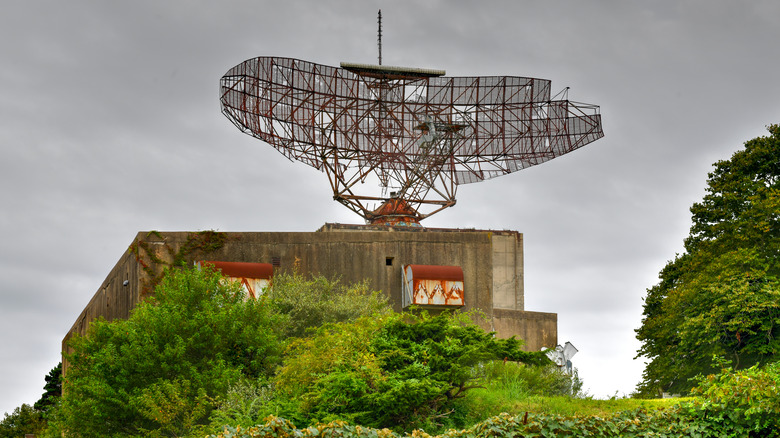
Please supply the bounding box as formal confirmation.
[63,224,557,373]
[492,309,558,351]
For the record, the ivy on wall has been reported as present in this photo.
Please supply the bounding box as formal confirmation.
[128,230,229,296]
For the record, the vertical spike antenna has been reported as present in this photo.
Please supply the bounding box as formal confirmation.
[377,9,382,65]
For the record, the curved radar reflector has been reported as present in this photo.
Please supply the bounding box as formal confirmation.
[219,57,604,224]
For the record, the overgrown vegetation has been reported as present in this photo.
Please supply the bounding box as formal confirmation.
[207,361,780,438]
[271,312,548,431]
[459,360,585,423]
[689,359,780,435]
[207,357,595,435]
[129,230,231,296]
[265,270,392,339]
[47,266,397,437]
[59,266,285,437]
[38,266,571,436]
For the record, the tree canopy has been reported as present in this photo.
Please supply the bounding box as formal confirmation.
[635,124,780,396]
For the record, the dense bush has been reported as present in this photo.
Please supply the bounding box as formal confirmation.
[265,270,392,339]
[59,266,286,437]
[480,360,583,398]
[688,359,780,436]
[269,311,549,431]
[207,399,773,438]
[54,266,393,437]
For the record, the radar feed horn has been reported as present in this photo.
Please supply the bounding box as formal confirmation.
[219,57,604,226]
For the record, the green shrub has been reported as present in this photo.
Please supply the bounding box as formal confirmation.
[205,272,392,433]
[59,266,285,437]
[480,360,583,398]
[207,379,277,430]
[689,359,780,436]
[265,270,392,339]
[457,360,585,425]
[273,311,549,432]
[206,354,780,438]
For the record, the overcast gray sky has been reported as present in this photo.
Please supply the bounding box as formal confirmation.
[2,0,780,415]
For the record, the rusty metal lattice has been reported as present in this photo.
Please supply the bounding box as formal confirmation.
[220,57,604,224]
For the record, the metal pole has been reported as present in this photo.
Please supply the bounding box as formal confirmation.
[377,10,382,65]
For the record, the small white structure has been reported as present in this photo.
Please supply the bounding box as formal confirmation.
[545,341,578,375]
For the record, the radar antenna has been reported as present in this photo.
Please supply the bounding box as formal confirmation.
[219,20,604,226]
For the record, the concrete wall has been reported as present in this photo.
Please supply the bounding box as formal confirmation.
[491,233,524,311]
[63,224,556,372]
[493,309,558,351]
[62,250,141,352]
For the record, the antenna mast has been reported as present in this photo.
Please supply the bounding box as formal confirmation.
[377,10,382,65]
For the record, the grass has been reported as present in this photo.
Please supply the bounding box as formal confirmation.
[451,361,688,429]
[466,392,687,418]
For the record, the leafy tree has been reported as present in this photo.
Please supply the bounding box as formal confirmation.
[274,311,549,431]
[0,404,46,438]
[34,362,62,414]
[59,266,285,437]
[0,363,63,437]
[636,125,780,396]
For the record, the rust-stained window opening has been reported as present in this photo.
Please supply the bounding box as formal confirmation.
[198,261,273,299]
[386,257,394,266]
[402,264,464,308]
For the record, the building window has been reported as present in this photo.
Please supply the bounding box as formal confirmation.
[386,257,394,266]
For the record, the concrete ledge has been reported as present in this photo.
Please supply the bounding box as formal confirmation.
[492,308,557,351]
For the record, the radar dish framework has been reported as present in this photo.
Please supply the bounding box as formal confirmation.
[220,48,603,226]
